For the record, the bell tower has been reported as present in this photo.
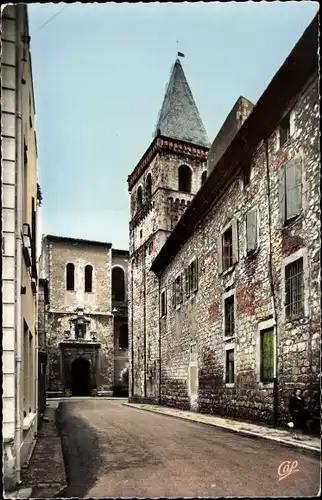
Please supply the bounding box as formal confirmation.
[128,58,209,400]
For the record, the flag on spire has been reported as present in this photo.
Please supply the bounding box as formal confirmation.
[177,51,185,58]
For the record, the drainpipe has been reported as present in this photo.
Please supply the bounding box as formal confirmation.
[158,273,162,404]
[130,258,134,397]
[143,247,147,398]
[14,5,24,485]
[264,138,279,428]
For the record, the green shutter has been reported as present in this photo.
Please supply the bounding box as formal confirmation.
[260,329,274,383]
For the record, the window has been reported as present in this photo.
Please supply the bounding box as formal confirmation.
[225,349,235,384]
[66,263,75,291]
[285,258,304,319]
[119,324,128,349]
[112,267,125,302]
[84,265,93,293]
[201,171,207,185]
[178,165,192,193]
[279,158,302,224]
[218,220,238,273]
[137,185,143,209]
[146,173,152,199]
[245,208,258,254]
[242,164,251,188]
[160,290,167,317]
[23,323,29,417]
[279,112,291,147]
[184,259,198,298]
[260,328,274,383]
[224,295,235,337]
[174,274,183,306]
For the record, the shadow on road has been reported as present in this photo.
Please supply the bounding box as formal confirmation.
[55,403,102,498]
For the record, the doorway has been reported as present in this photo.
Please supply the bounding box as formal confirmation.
[71,357,91,396]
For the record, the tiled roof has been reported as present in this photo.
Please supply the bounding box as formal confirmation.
[153,59,210,148]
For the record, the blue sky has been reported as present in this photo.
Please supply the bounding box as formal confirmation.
[28,2,319,250]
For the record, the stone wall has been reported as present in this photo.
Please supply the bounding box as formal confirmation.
[157,75,320,427]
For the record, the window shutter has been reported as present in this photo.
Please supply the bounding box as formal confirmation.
[246,208,258,253]
[194,259,198,292]
[285,158,302,220]
[185,267,190,297]
[217,235,223,274]
[179,274,183,303]
[232,219,239,264]
[164,290,167,313]
[278,166,286,225]
[172,281,176,308]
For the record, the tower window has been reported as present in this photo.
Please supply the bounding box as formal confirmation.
[137,185,143,209]
[146,173,152,199]
[66,263,75,291]
[112,266,125,302]
[201,171,207,185]
[85,265,93,293]
[178,165,192,193]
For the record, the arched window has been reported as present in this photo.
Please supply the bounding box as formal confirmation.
[178,165,192,193]
[201,170,207,185]
[119,324,128,349]
[85,265,93,293]
[112,267,125,302]
[66,263,75,291]
[146,173,152,199]
[137,185,143,209]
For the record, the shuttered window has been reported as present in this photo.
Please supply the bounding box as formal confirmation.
[260,329,274,383]
[175,274,183,305]
[190,259,198,293]
[219,220,239,273]
[172,281,176,308]
[285,258,304,319]
[279,113,290,147]
[279,158,302,224]
[185,267,190,298]
[246,208,258,253]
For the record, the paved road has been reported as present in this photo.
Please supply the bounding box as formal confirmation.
[57,400,320,498]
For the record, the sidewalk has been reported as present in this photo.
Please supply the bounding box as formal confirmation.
[20,401,67,499]
[123,402,321,457]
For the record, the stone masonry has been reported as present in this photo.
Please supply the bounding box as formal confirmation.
[129,16,320,432]
[40,235,129,396]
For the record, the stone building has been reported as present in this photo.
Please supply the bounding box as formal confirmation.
[129,15,320,431]
[2,4,42,491]
[40,235,129,397]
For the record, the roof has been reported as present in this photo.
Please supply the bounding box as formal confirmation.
[153,59,210,148]
[45,234,112,249]
[112,248,129,256]
[151,13,318,275]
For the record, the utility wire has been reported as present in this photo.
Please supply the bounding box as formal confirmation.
[35,4,68,33]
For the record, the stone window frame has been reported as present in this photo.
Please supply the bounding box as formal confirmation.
[160,288,167,318]
[256,318,276,389]
[275,108,296,152]
[222,288,237,342]
[201,170,207,186]
[223,341,236,388]
[281,247,309,324]
[178,164,193,193]
[136,184,143,211]
[218,218,239,275]
[243,205,260,257]
[240,163,254,191]
[84,263,94,294]
[65,262,75,292]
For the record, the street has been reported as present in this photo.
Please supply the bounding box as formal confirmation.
[57,400,320,498]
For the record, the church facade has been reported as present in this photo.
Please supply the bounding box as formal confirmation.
[128,14,320,431]
[40,235,129,397]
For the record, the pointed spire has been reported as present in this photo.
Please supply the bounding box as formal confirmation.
[154,59,209,148]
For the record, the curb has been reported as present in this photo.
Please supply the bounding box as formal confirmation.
[123,403,321,459]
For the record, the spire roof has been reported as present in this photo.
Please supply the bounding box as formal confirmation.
[154,59,210,148]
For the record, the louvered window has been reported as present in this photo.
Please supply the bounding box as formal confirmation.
[260,329,274,383]
[246,208,258,253]
[225,349,235,384]
[224,295,235,337]
[279,159,302,224]
[285,258,304,319]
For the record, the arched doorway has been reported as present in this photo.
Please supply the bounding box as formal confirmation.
[71,357,91,396]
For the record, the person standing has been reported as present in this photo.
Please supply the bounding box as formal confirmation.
[288,388,307,440]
